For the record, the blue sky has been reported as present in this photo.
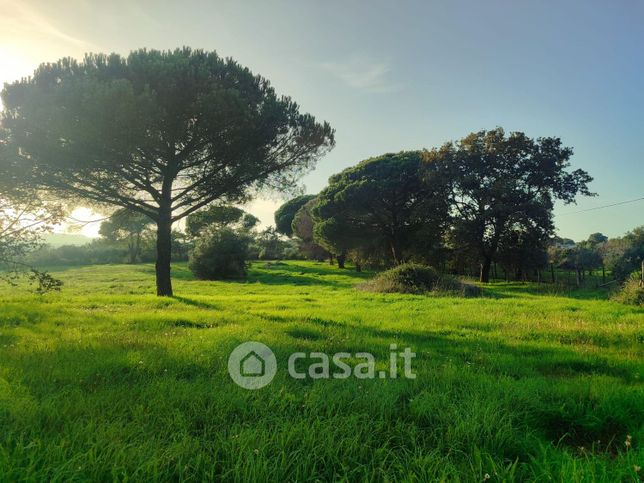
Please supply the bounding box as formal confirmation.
[1,0,642,240]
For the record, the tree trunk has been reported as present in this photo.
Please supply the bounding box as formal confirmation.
[550,263,555,283]
[390,240,402,265]
[128,238,137,264]
[337,253,346,269]
[602,264,605,284]
[479,257,492,283]
[355,262,362,272]
[329,254,334,266]
[155,214,173,296]
[128,234,139,264]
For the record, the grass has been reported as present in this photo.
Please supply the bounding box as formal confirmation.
[0,260,642,481]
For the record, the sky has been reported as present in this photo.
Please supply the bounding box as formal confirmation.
[1,0,642,240]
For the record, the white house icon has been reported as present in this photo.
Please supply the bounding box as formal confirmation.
[240,351,265,377]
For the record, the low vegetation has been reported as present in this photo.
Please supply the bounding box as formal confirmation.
[0,261,641,481]
[359,262,480,297]
[611,274,644,306]
[188,227,249,280]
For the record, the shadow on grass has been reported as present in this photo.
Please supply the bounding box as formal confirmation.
[171,295,222,311]
[480,281,612,301]
[5,321,640,457]
[244,261,372,288]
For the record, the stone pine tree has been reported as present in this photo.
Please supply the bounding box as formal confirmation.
[291,199,329,261]
[99,208,154,264]
[0,48,334,295]
[185,205,251,238]
[424,128,593,283]
[312,152,449,266]
[274,194,316,237]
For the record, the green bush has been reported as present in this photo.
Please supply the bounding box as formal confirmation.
[611,273,644,306]
[188,228,250,280]
[360,262,480,297]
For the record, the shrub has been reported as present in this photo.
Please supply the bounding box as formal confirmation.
[360,263,480,297]
[188,228,250,280]
[611,273,644,306]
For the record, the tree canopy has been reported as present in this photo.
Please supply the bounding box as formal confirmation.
[291,199,328,261]
[311,151,449,265]
[99,208,154,263]
[185,205,258,238]
[0,48,334,295]
[424,128,594,282]
[274,194,316,237]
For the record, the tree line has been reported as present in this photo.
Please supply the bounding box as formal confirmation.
[275,129,601,283]
[1,47,640,296]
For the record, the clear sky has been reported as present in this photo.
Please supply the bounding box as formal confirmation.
[1,0,642,240]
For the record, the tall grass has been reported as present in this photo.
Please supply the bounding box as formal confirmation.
[0,261,642,481]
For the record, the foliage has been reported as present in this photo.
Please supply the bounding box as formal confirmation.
[587,232,608,246]
[0,180,64,292]
[188,227,250,280]
[274,194,316,237]
[312,152,449,265]
[27,231,191,266]
[291,199,328,260]
[0,261,641,481]
[28,240,130,266]
[611,272,644,306]
[99,208,154,263]
[360,262,480,296]
[1,47,334,295]
[603,226,644,281]
[185,205,258,238]
[496,229,548,279]
[424,128,594,282]
[250,227,299,260]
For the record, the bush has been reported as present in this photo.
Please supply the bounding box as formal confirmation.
[611,273,644,306]
[360,263,480,297]
[188,228,250,280]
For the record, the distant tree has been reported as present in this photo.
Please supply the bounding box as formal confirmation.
[253,227,292,260]
[312,152,449,266]
[576,233,607,277]
[240,213,260,231]
[587,232,608,246]
[186,205,246,238]
[189,227,250,280]
[603,226,644,281]
[496,228,548,281]
[291,199,328,260]
[275,195,316,237]
[0,185,63,292]
[550,236,576,249]
[424,128,594,283]
[1,48,334,295]
[99,208,153,263]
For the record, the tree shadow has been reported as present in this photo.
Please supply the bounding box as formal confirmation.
[171,295,222,311]
[481,282,613,301]
[243,261,371,288]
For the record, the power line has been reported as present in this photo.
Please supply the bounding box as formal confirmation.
[559,196,644,216]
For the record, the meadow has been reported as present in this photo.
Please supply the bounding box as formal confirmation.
[0,261,642,481]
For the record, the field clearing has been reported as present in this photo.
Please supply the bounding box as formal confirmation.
[0,261,642,481]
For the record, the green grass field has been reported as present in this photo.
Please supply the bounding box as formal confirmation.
[0,261,642,481]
